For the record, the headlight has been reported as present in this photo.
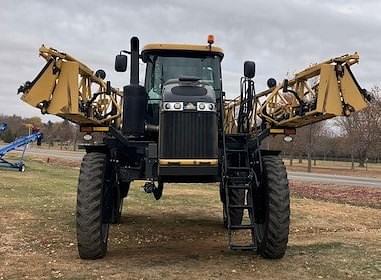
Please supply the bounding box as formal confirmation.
[197,102,216,112]
[163,102,183,111]
[83,134,93,141]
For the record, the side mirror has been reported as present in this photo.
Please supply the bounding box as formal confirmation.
[244,61,255,79]
[115,54,128,72]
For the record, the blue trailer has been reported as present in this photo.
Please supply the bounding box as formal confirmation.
[0,124,43,172]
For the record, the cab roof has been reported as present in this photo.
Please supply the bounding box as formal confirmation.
[141,43,224,61]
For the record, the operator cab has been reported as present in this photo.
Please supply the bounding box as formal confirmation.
[141,43,224,125]
[140,41,224,182]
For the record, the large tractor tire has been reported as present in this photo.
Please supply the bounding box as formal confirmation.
[220,184,245,227]
[252,155,290,259]
[76,152,110,259]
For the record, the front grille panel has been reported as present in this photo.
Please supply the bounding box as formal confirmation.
[160,111,218,159]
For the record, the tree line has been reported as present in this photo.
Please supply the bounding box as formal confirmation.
[0,115,79,149]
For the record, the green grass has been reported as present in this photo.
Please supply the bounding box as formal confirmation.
[0,160,78,209]
[0,159,380,280]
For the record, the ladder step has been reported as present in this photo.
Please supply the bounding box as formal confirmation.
[230,244,257,251]
[227,167,250,170]
[229,204,254,209]
[227,184,250,189]
[225,133,248,137]
[226,149,247,152]
[230,224,255,230]
[225,175,250,180]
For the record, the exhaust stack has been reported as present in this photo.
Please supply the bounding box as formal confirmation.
[122,37,147,136]
[130,37,139,85]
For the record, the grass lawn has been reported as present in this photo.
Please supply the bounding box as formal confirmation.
[0,160,380,279]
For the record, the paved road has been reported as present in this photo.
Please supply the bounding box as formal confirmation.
[12,147,85,161]
[288,171,381,188]
[31,148,84,160]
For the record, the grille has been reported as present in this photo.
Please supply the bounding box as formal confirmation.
[160,111,218,159]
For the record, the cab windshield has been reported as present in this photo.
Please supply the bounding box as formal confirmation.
[145,54,222,102]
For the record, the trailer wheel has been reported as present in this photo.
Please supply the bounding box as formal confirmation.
[220,184,245,227]
[76,152,110,259]
[253,155,290,259]
[18,164,25,172]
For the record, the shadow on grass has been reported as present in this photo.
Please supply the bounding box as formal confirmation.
[120,212,223,228]
[104,211,263,265]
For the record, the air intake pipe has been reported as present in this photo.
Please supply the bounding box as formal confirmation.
[122,37,147,136]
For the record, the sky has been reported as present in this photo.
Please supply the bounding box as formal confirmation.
[1,0,380,122]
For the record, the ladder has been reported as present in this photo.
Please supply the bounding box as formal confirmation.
[223,133,256,250]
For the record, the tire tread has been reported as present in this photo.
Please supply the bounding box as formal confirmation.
[76,152,108,259]
[257,155,290,259]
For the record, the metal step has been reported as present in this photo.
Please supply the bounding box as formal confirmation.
[226,149,247,153]
[230,224,255,230]
[228,204,254,209]
[227,166,250,171]
[225,175,251,181]
[225,133,249,138]
[227,184,250,189]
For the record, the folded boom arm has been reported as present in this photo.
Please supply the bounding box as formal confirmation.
[19,46,122,127]
[224,53,369,134]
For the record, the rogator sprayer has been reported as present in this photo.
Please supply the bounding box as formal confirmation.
[19,35,369,259]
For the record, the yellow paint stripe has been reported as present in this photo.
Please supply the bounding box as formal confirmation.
[93,127,109,132]
[143,43,224,54]
[270,128,285,134]
[80,126,109,132]
[159,159,218,166]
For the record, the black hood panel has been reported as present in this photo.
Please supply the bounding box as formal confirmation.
[171,86,207,96]
[162,79,216,103]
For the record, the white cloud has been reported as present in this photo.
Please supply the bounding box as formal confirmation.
[0,0,380,119]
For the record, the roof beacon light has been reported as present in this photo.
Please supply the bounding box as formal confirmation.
[207,34,215,45]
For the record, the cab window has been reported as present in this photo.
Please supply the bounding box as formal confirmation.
[145,54,222,103]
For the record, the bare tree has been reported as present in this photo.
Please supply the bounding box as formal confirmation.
[335,86,381,168]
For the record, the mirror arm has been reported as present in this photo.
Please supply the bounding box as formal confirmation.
[120,50,143,59]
